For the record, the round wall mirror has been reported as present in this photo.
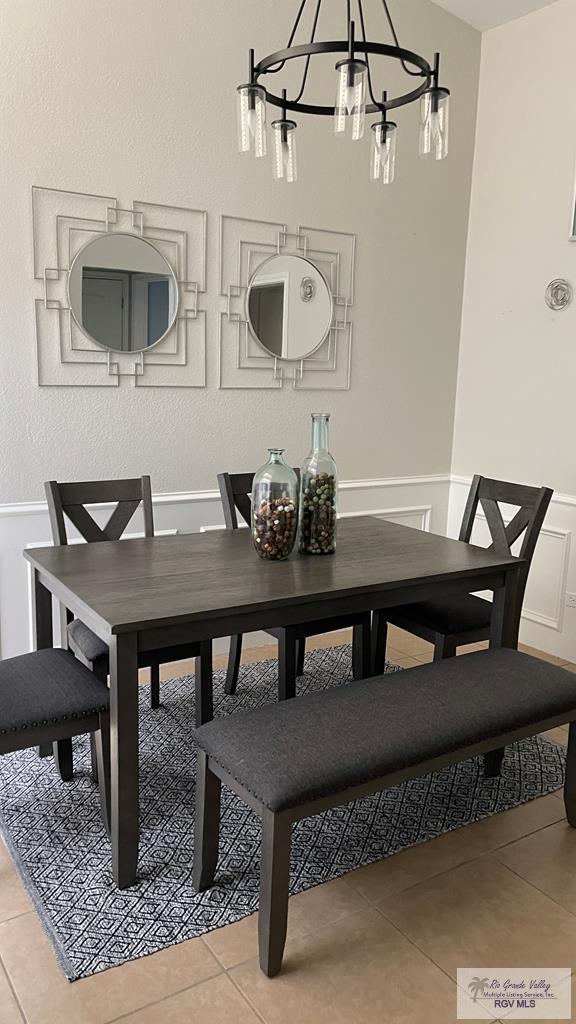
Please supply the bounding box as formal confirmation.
[246,255,333,360]
[68,233,178,352]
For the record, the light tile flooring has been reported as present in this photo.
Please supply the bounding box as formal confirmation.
[1,628,575,1024]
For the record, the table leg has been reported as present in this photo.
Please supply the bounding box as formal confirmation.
[109,633,139,889]
[486,566,522,778]
[32,571,54,759]
[195,641,214,727]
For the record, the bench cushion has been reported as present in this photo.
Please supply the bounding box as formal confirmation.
[194,650,576,812]
[0,648,109,735]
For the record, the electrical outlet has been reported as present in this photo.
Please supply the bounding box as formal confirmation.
[566,593,576,608]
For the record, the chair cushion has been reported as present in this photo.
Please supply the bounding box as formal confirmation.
[0,648,109,735]
[194,650,576,812]
[68,619,109,663]
[388,593,493,637]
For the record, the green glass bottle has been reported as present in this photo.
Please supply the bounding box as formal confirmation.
[299,414,338,555]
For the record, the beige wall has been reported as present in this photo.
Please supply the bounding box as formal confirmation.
[0,0,479,503]
[450,0,576,661]
[452,0,576,493]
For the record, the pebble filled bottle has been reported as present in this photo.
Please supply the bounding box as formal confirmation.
[251,449,299,560]
[299,413,338,555]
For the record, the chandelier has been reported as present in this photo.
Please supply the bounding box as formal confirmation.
[236,0,450,184]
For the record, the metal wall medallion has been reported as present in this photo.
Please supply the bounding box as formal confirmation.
[219,214,355,389]
[300,276,316,302]
[545,279,573,312]
[32,186,207,387]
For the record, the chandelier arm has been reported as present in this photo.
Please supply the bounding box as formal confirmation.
[265,0,310,74]
[294,0,323,103]
[381,0,424,76]
[357,0,379,108]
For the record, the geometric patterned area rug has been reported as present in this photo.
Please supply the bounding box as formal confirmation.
[0,645,567,981]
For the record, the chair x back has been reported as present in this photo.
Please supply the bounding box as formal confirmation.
[372,474,553,669]
[459,475,553,610]
[44,475,211,735]
[218,470,300,532]
[45,476,154,546]
[217,470,371,699]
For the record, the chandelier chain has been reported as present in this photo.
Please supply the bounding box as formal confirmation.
[381,0,423,76]
[265,0,310,74]
[357,0,379,107]
[294,0,323,103]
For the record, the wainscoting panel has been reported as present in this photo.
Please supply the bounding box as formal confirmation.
[448,476,576,662]
[0,475,450,659]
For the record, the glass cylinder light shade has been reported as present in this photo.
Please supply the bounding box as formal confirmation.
[370,122,397,184]
[271,121,297,182]
[419,88,449,160]
[237,84,267,157]
[334,60,367,140]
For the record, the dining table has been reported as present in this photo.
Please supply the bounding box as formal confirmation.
[24,515,523,889]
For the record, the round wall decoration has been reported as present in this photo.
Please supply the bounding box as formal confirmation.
[545,279,573,311]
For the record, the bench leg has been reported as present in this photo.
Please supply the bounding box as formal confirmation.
[193,751,221,891]
[484,748,505,778]
[259,810,291,978]
[434,634,457,661]
[565,722,576,827]
[226,635,243,696]
[150,664,160,710]
[371,612,388,675]
[53,738,73,782]
[352,619,371,680]
[296,638,306,677]
[195,641,214,726]
[95,713,111,836]
[278,630,297,701]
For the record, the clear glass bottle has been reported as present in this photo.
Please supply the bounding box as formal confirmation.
[251,449,298,561]
[299,414,338,555]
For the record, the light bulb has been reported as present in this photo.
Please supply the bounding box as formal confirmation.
[247,107,258,136]
[344,84,356,116]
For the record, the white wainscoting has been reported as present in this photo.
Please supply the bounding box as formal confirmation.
[0,475,450,659]
[448,476,575,662]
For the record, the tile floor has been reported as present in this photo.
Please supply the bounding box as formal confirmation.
[1,627,575,1024]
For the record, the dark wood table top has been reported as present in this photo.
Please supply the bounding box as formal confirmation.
[25,517,521,636]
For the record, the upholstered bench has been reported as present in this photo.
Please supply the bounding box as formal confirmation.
[0,648,111,832]
[193,648,576,977]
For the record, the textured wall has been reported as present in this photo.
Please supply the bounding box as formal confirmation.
[452,0,576,494]
[0,0,480,502]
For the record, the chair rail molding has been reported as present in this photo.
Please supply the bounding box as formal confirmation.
[218,214,355,390]
[31,186,207,388]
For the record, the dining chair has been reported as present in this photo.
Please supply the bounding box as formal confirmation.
[45,476,212,773]
[217,470,372,699]
[1,647,111,833]
[372,475,553,671]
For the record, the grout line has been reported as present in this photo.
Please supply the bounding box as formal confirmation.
[372,901,462,993]
[0,910,35,928]
[226,970,269,1024]
[0,951,27,1024]
[346,804,565,909]
[490,855,576,923]
[102,961,224,1024]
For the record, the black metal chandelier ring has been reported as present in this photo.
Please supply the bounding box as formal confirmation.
[236,1,450,184]
[255,41,432,116]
